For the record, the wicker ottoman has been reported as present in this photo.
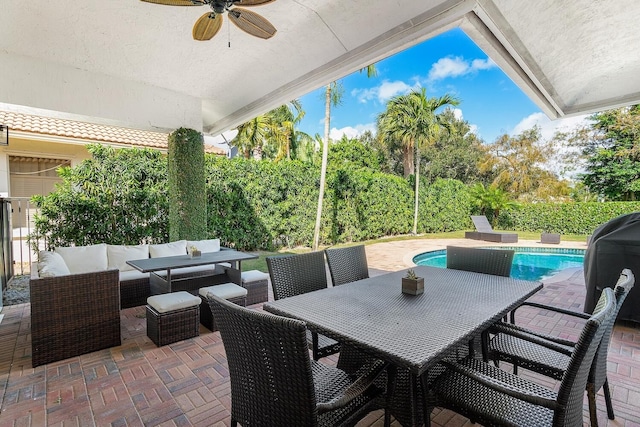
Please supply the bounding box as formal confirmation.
[146,291,200,346]
[200,283,247,331]
[241,270,269,305]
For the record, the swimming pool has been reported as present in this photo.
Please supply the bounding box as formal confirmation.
[412,247,586,281]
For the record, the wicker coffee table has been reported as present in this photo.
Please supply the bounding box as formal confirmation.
[127,249,257,295]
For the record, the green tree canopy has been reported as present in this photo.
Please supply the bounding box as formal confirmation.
[420,109,486,184]
[479,127,568,201]
[579,105,640,200]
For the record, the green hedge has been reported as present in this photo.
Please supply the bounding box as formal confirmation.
[418,178,473,232]
[498,202,640,234]
[206,157,319,249]
[32,145,640,250]
[325,168,413,243]
[205,158,473,248]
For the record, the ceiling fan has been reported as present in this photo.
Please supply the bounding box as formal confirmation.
[141,0,277,41]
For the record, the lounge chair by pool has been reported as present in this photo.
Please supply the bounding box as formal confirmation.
[465,215,518,243]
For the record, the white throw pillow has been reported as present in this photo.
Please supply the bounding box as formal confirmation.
[149,240,187,258]
[186,239,220,253]
[107,244,149,272]
[55,243,108,274]
[37,251,71,277]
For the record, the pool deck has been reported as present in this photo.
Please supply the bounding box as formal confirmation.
[2,237,639,426]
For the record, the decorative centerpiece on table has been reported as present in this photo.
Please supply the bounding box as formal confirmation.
[189,245,202,258]
[402,268,424,295]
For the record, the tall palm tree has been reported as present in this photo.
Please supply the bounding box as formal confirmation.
[235,114,271,160]
[377,88,459,234]
[312,65,377,250]
[235,100,305,160]
[269,100,306,161]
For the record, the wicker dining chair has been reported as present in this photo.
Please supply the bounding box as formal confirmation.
[207,294,387,427]
[446,245,514,277]
[446,245,515,355]
[266,251,341,360]
[325,245,369,286]
[426,286,617,427]
[485,269,634,427]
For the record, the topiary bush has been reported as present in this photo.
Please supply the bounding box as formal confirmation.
[168,128,207,241]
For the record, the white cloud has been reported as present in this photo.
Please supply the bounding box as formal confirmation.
[329,123,376,140]
[427,56,497,82]
[452,108,464,120]
[512,112,591,141]
[471,58,496,70]
[352,79,419,104]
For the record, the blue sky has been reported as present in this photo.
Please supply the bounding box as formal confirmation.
[296,28,587,145]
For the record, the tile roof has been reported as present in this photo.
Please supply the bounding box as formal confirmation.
[0,110,225,155]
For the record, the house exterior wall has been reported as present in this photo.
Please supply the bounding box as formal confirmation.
[0,135,90,196]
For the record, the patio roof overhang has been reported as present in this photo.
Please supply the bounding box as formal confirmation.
[1,0,639,136]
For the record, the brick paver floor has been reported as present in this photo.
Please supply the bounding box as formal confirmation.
[1,239,639,426]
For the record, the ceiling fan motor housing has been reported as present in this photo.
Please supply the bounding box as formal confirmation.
[209,1,239,14]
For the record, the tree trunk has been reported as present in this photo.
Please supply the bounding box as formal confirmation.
[313,84,331,250]
[253,144,262,160]
[403,144,414,178]
[412,145,420,235]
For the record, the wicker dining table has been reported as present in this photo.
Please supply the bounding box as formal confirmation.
[263,265,542,426]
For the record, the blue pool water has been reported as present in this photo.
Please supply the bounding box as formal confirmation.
[412,247,585,281]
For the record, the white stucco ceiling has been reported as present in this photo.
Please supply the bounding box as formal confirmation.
[1,0,639,136]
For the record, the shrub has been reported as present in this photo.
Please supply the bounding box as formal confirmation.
[31,144,169,250]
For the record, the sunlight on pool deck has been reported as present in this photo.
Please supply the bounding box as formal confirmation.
[364,238,588,276]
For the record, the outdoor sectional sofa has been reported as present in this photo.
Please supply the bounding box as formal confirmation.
[29,239,228,367]
[31,239,229,308]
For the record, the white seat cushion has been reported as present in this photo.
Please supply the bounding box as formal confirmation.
[37,251,71,277]
[241,269,269,283]
[154,265,218,278]
[186,239,220,253]
[55,243,108,274]
[147,291,200,313]
[200,283,247,299]
[119,270,150,282]
[107,244,149,272]
[149,240,187,258]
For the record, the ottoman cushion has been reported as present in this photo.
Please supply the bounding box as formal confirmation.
[147,291,200,313]
[200,283,247,299]
[199,283,247,331]
[241,270,269,283]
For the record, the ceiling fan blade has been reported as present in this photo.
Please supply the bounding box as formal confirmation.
[228,8,276,39]
[236,0,277,6]
[140,0,200,6]
[193,13,223,41]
